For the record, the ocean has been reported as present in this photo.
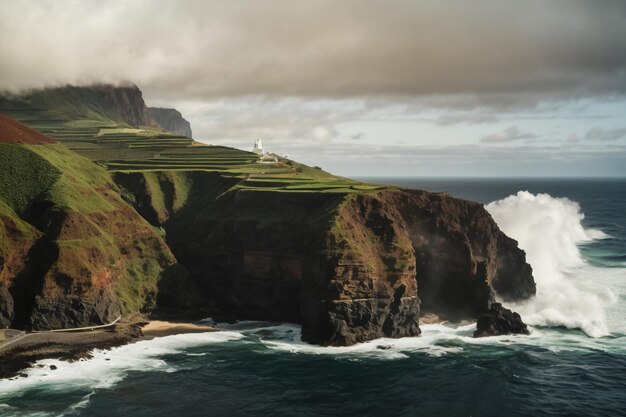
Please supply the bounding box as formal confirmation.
[1,178,625,417]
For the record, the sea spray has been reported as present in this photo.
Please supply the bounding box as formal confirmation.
[486,191,615,337]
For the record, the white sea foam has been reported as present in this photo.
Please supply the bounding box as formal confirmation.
[485,191,619,337]
[0,331,244,400]
[249,320,622,360]
[58,391,95,417]
[254,323,450,359]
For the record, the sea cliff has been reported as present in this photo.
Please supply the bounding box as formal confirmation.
[114,171,535,345]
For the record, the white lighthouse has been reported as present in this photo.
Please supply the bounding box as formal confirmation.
[252,139,263,155]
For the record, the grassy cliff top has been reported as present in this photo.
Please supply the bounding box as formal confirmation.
[0,85,390,194]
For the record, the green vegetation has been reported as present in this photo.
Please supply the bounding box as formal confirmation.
[0,199,40,258]
[26,144,118,213]
[0,86,393,195]
[0,142,176,322]
[0,144,60,213]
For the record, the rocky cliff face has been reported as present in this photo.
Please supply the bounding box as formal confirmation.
[0,200,38,328]
[301,190,534,343]
[97,84,160,128]
[302,192,421,345]
[5,84,161,129]
[0,128,186,330]
[147,107,192,137]
[116,172,535,346]
[393,190,536,318]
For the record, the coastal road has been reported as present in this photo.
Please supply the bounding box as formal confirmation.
[0,330,29,351]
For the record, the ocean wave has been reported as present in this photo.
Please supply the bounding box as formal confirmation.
[241,320,619,359]
[486,191,620,337]
[3,319,621,415]
[0,331,244,401]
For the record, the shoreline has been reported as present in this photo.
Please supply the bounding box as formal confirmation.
[0,317,215,379]
[0,315,451,380]
[140,320,216,338]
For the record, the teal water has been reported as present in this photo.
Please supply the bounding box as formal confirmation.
[1,178,625,417]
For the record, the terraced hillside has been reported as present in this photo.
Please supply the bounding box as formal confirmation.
[0,85,385,193]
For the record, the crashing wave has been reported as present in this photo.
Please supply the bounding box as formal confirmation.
[486,191,616,337]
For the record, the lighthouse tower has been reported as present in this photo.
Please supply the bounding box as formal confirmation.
[253,139,263,155]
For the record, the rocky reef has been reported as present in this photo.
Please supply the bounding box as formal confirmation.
[474,303,530,337]
[148,107,193,137]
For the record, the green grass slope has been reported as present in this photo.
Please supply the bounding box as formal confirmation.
[0,142,183,330]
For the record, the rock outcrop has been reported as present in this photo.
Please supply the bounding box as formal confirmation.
[95,84,160,128]
[3,84,160,129]
[393,190,536,319]
[473,303,530,337]
[147,107,192,137]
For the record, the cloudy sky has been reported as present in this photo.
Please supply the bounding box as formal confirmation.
[2,0,626,176]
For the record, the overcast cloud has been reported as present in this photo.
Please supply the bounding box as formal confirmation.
[2,0,626,102]
[1,0,626,176]
[481,127,539,144]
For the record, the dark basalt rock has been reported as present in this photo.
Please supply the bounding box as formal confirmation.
[147,178,535,346]
[97,84,160,128]
[0,285,14,328]
[148,107,193,137]
[473,303,530,337]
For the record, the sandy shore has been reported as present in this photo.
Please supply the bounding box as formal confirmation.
[420,312,444,324]
[141,320,215,337]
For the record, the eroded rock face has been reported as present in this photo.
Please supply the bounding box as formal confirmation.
[473,303,530,337]
[21,207,176,330]
[147,107,192,137]
[98,85,160,128]
[148,181,535,346]
[393,190,536,319]
[302,193,421,345]
[0,285,14,328]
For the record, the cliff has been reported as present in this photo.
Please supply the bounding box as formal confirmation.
[1,84,160,128]
[0,120,194,330]
[147,107,192,137]
[96,84,160,128]
[115,171,535,345]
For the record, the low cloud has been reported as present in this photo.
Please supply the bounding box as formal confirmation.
[350,132,364,140]
[585,127,626,141]
[480,126,539,144]
[436,112,499,126]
